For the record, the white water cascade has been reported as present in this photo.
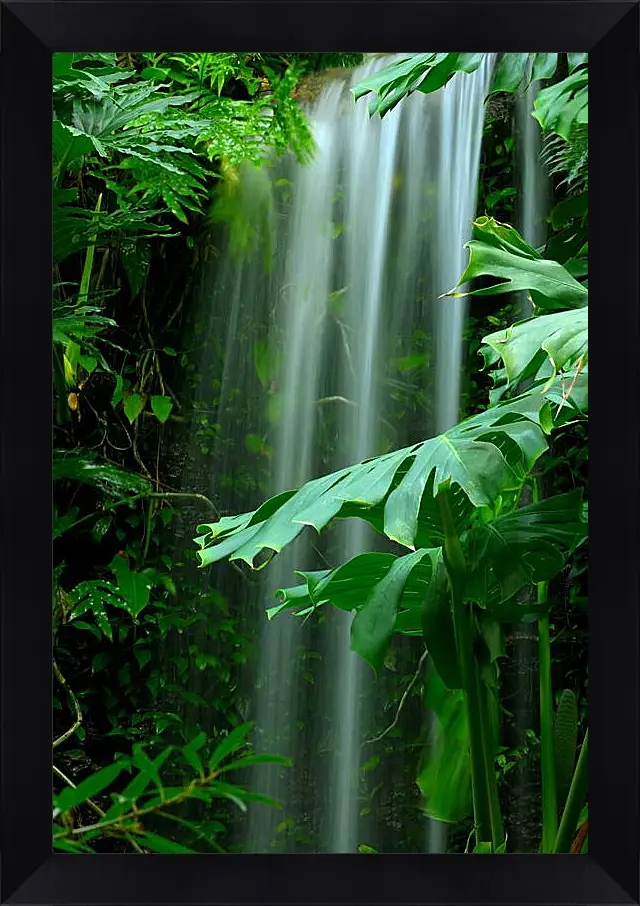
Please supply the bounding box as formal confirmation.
[194,55,495,853]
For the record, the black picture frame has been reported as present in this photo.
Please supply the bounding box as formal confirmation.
[1,1,638,903]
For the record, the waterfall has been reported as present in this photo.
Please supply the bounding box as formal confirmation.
[191,54,495,853]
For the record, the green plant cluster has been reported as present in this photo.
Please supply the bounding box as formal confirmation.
[52,51,361,853]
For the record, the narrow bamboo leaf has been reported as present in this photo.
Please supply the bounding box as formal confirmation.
[55,762,124,812]
[208,723,254,770]
[139,833,196,853]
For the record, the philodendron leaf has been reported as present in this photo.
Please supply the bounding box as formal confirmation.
[482,307,588,391]
[195,389,551,568]
[447,217,588,312]
[418,668,472,823]
[464,490,587,613]
[351,548,435,672]
[274,549,444,673]
[532,53,559,82]
[420,555,461,689]
[533,69,588,139]
[491,53,529,93]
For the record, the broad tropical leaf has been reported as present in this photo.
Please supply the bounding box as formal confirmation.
[273,548,443,675]
[418,668,472,823]
[447,217,588,312]
[533,68,588,140]
[463,491,587,613]
[53,450,152,496]
[195,390,552,569]
[482,308,588,391]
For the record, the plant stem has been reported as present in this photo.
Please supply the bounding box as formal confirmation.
[538,596,558,852]
[53,660,83,748]
[437,490,493,846]
[59,491,218,536]
[554,729,588,853]
[477,678,504,849]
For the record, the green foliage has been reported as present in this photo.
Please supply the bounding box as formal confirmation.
[447,217,588,312]
[195,202,589,852]
[418,669,471,822]
[53,725,288,853]
[353,53,587,139]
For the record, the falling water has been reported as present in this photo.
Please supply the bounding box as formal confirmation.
[189,54,495,853]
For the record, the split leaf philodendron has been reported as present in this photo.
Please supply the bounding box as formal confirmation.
[196,219,589,852]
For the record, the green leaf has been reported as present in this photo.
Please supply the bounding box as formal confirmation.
[53,120,94,166]
[55,762,124,811]
[151,395,173,423]
[482,308,588,391]
[133,646,152,670]
[103,747,174,818]
[532,53,559,82]
[491,53,529,92]
[567,53,588,73]
[110,555,153,619]
[181,732,208,777]
[421,554,461,689]
[138,832,196,853]
[54,449,151,496]
[215,753,291,774]
[123,392,144,423]
[196,390,551,565]
[532,69,588,139]
[464,491,587,613]
[449,217,588,312]
[352,548,435,672]
[208,722,254,770]
[121,239,152,300]
[554,689,578,806]
[418,669,472,823]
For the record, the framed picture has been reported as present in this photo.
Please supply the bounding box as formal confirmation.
[1,1,638,903]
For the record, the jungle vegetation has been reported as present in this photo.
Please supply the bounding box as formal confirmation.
[53,52,587,854]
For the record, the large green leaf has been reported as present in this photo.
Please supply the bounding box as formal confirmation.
[463,491,587,613]
[420,556,461,689]
[274,548,444,676]
[351,548,436,672]
[532,53,559,82]
[447,217,588,312]
[482,308,588,391]
[195,390,552,568]
[491,53,529,93]
[53,450,152,496]
[418,668,472,823]
[532,69,588,139]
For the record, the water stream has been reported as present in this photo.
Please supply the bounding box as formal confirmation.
[190,54,496,853]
